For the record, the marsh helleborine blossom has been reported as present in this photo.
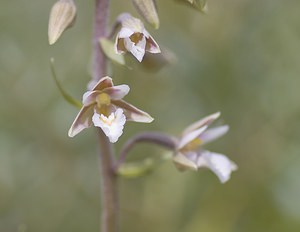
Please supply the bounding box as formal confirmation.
[68,76,153,143]
[115,13,161,62]
[173,112,237,183]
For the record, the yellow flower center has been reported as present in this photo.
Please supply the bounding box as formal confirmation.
[96,93,111,116]
[183,138,202,151]
[97,93,111,106]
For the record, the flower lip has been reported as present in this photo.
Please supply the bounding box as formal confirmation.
[197,150,238,183]
[92,108,126,143]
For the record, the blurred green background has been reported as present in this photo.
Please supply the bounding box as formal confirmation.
[1,0,300,231]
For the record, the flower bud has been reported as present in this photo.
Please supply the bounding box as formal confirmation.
[132,0,160,29]
[176,0,208,13]
[48,0,77,45]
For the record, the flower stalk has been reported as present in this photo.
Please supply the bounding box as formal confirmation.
[92,0,119,232]
[116,132,177,170]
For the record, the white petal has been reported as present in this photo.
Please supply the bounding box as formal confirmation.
[183,112,221,135]
[92,108,126,143]
[118,27,134,38]
[177,125,208,150]
[124,37,146,62]
[197,150,237,183]
[199,125,229,145]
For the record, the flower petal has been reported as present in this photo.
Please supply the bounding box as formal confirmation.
[173,152,198,171]
[82,90,101,106]
[102,85,130,100]
[145,33,161,54]
[68,105,94,137]
[177,125,208,150]
[92,108,126,143]
[123,36,146,62]
[199,125,229,145]
[115,38,127,54]
[118,27,134,38]
[183,112,220,135]
[197,150,237,183]
[91,76,114,91]
[112,100,154,123]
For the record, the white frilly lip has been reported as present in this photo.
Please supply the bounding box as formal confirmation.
[92,108,126,143]
[173,150,237,183]
[124,36,146,62]
[197,150,237,183]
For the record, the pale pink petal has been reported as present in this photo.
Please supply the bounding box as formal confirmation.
[68,105,94,137]
[112,100,154,123]
[115,37,126,54]
[115,28,134,54]
[146,35,161,54]
[92,76,114,91]
[173,152,198,171]
[199,125,229,145]
[183,112,220,135]
[197,150,237,183]
[177,125,208,150]
[102,85,130,100]
[82,90,101,106]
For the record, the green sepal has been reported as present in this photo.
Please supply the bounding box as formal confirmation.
[50,58,82,109]
[99,38,126,66]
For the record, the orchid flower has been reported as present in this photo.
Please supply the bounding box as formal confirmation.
[115,13,161,62]
[68,76,153,143]
[173,112,237,183]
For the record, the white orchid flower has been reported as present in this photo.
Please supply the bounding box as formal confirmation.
[115,13,161,62]
[68,76,153,143]
[173,112,237,183]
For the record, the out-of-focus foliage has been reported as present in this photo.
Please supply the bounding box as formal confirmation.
[1,0,300,232]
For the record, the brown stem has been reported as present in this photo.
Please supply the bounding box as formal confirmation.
[115,132,178,170]
[93,0,118,232]
[93,0,109,80]
[97,129,118,232]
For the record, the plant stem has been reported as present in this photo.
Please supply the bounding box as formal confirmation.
[97,129,118,232]
[93,0,118,232]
